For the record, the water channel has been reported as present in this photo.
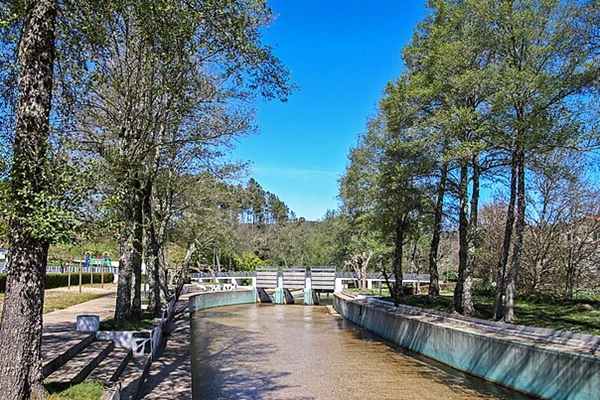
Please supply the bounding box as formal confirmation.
[190,302,532,400]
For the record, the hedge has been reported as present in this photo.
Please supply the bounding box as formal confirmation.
[0,272,115,293]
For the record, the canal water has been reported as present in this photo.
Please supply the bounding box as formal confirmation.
[191,303,532,400]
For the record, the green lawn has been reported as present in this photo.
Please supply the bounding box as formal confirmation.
[45,381,106,400]
[403,294,600,336]
[99,309,157,331]
[0,288,110,322]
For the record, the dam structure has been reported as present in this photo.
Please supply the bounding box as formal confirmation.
[187,289,547,399]
[188,286,600,399]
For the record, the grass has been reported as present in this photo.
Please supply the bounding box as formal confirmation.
[43,291,109,313]
[349,286,600,335]
[403,294,600,336]
[45,381,106,400]
[99,309,157,331]
[0,292,108,315]
[0,285,112,322]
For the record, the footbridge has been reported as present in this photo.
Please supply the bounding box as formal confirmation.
[190,268,430,305]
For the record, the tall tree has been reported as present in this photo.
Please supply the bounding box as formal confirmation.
[0,0,57,398]
[489,0,599,322]
[68,0,292,322]
[402,0,499,315]
[340,102,431,303]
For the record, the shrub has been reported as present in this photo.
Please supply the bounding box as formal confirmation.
[472,283,495,297]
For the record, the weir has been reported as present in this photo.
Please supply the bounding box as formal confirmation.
[191,268,430,305]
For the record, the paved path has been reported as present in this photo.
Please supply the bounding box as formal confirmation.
[43,286,118,333]
[44,295,117,332]
[40,285,196,399]
[137,293,194,399]
[42,286,119,364]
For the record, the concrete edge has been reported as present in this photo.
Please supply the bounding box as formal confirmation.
[189,289,257,314]
[42,333,96,378]
[333,293,600,400]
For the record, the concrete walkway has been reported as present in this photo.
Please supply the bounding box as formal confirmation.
[41,285,195,399]
[43,288,118,333]
[137,293,194,399]
[42,286,119,367]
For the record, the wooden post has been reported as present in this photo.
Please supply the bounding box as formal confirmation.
[101,257,105,289]
[79,258,83,293]
[68,259,71,290]
[90,256,94,287]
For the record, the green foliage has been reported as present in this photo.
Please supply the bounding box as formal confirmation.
[472,283,495,297]
[305,210,349,267]
[233,252,267,271]
[337,0,600,315]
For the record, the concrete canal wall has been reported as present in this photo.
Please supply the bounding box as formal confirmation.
[334,294,600,400]
[189,289,256,314]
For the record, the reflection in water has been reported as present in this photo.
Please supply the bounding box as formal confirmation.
[191,303,531,400]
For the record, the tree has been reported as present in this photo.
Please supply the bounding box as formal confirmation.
[488,0,599,322]
[305,210,349,267]
[339,101,431,303]
[525,153,600,299]
[0,0,58,398]
[377,132,431,306]
[338,118,388,291]
[66,0,292,322]
[401,0,499,315]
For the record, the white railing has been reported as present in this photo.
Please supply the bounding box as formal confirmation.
[127,282,186,400]
[107,383,120,400]
[128,293,178,356]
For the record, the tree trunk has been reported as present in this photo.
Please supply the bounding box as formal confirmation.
[428,162,447,302]
[361,256,367,290]
[463,154,480,317]
[131,192,144,320]
[454,160,474,315]
[0,1,57,398]
[158,249,170,299]
[505,154,526,322]
[346,253,372,290]
[115,178,144,323]
[143,181,162,315]
[492,151,517,320]
[391,216,406,306]
[177,241,196,299]
[564,249,576,299]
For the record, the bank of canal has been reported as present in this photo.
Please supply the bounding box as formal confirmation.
[191,303,531,399]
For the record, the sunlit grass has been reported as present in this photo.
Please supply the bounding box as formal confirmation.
[43,291,108,313]
[348,287,391,297]
[0,287,111,322]
[45,381,106,400]
[404,294,600,336]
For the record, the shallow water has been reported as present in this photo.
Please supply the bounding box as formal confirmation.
[191,303,531,400]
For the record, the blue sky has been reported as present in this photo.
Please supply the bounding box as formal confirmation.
[231,1,426,221]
